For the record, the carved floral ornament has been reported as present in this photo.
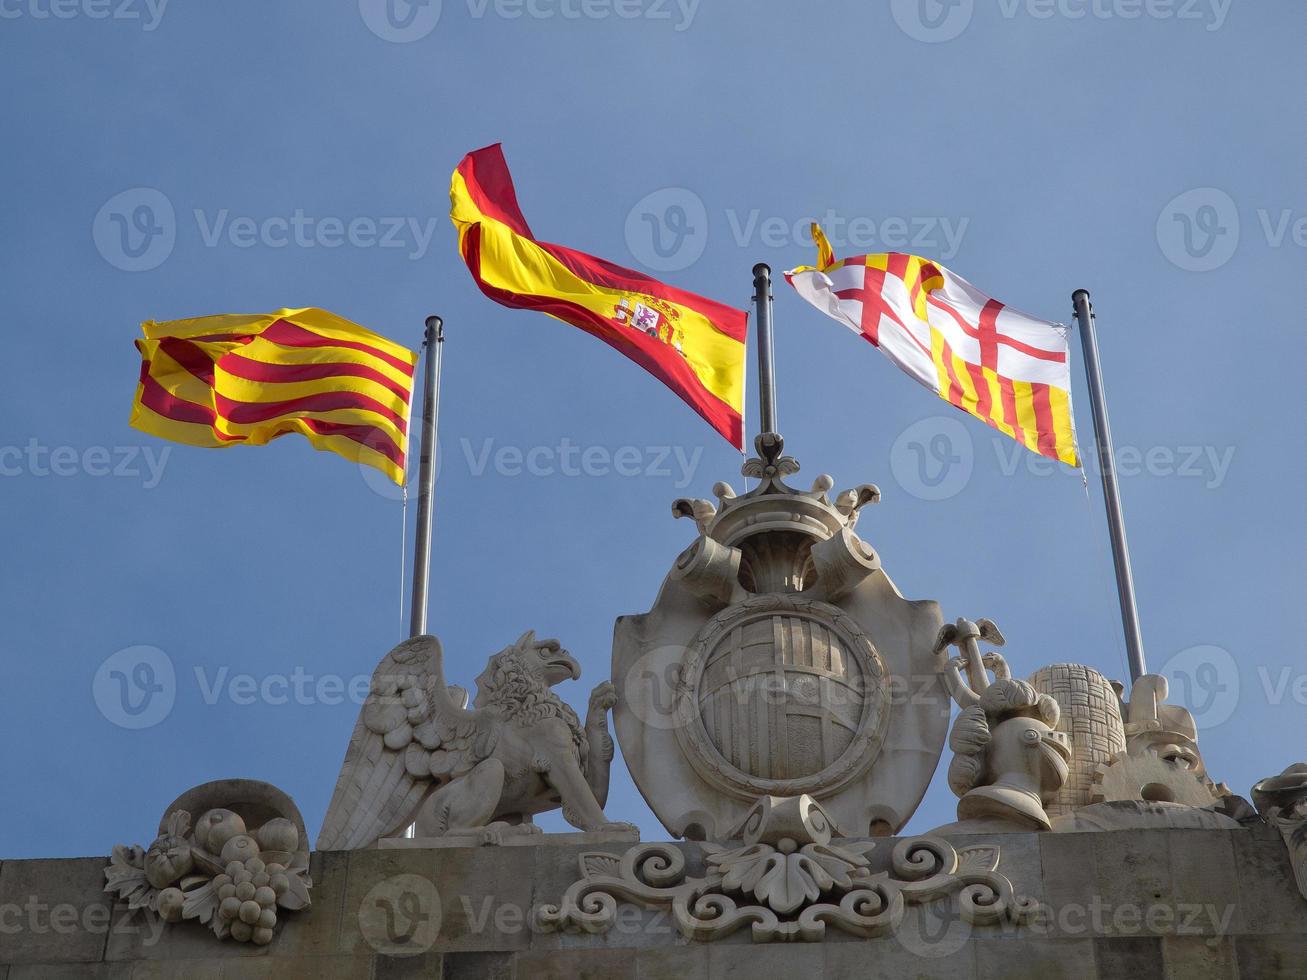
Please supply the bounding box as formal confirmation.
[534,795,1036,943]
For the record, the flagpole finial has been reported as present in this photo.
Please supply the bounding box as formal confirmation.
[1072,288,1092,310]
[425,315,444,344]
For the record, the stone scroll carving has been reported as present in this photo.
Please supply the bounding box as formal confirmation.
[104,779,312,946]
[1252,764,1307,902]
[534,793,1036,943]
[317,632,633,849]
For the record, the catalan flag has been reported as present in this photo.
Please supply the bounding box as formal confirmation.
[786,226,1079,466]
[130,308,418,485]
[450,144,747,449]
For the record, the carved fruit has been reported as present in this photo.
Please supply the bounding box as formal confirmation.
[220,834,260,865]
[195,809,247,854]
[256,818,299,855]
[239,900,262,925]
[156,887,185,923]
[144,836,193,889]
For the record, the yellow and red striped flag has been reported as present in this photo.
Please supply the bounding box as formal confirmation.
[130,307,418,484]
[786,226,1079,466]
[450,144,747,448]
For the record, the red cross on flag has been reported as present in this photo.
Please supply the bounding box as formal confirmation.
[785,224,1079,467]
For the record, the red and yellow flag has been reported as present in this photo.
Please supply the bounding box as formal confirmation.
[130,307,418,484]
[786,226,1079,466]
[450,144,747,449]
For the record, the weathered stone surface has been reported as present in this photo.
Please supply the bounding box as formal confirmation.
[0,858,113,965]
[1162,936,1238,980]
[1234,933,1307,979]
[5,827,1303,977]
[439,950,513,980]
[1093,937,1164,976]
[7,965,133,979]
[513,947,637,979]
[975,937,1097,978]
[1232,827,1307,935]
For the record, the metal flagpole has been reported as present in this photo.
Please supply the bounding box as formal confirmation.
[408,315,444,638]
[753,263,778,438]
[1072,290,1147,683]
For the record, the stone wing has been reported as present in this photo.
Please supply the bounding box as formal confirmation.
[316,635,495,850]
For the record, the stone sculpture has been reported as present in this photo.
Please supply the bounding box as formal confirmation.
[534,794,1036,943]
[104,779,312,945]
[1088,672,1228,807]
[317,631,634,849]
[1028,663,1129,814]
[1252,763,1307,901]
[936,619,1071,832]
[613,434,951,841]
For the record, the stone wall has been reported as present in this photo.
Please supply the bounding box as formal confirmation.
[1,825,1304,978]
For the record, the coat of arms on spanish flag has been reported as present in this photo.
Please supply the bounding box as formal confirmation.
[786,225,1079,467]
[450,144,747,449]
[130,308,418,485]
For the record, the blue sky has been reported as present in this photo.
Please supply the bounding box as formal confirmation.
[1,0,1301,858]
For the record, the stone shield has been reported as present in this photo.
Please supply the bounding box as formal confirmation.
[612,448,950,841]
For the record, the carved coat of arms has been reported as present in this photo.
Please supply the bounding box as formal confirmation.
[612,435,951,841]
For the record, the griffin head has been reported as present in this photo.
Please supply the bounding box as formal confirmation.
[477,630,580,695]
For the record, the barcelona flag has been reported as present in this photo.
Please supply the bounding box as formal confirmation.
[787,225,1079,467]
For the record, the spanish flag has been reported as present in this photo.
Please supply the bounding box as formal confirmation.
[450,144,747,449]
[786,226,1079,467]
[130,308,418,485]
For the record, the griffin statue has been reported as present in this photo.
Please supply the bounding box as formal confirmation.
[317,631,635,849]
